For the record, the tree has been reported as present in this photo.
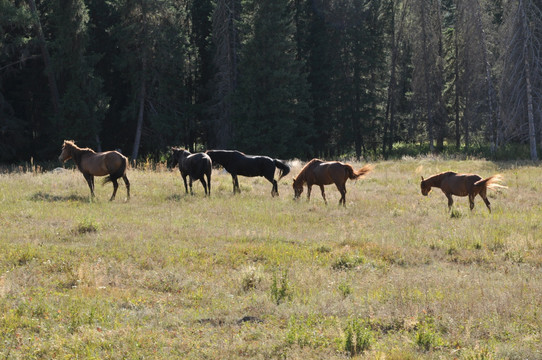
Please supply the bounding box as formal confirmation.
[233,0,313,158]
[411,0,447,152]
[48,0,108,147]
[209,0,240,149]
[499,0,542,160]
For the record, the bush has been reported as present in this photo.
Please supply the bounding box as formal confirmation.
[270,269,292,305]
[343,318,373,356]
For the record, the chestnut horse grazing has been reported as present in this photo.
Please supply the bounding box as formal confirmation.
[58,140,130,201]
[293,159,373,206]
[171,148,212,195]
[420,172,506,213]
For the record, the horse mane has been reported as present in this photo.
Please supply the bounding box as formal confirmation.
[422,171,454,185]
[294,158,323,182]
[63,140,96,154]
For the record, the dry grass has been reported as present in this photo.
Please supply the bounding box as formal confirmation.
[0,158,541,359]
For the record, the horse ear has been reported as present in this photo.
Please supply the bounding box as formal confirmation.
[421,176,424,181]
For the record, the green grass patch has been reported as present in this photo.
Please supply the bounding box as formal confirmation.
[0,160,541,358]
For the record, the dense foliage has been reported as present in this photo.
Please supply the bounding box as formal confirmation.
[1,0,542,162]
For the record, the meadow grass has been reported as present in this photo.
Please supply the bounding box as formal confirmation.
[0,158,541,359]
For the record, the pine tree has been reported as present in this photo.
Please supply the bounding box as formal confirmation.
[233,0,313,158]
[48,0,108,147]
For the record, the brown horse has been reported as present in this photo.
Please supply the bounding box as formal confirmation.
[58,140,130,201]
[420,171,506,213]
[293,159,373,206]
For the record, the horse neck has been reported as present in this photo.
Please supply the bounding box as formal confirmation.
[295,167,309,184]
[426,173,445,188]
[69,145,92,167]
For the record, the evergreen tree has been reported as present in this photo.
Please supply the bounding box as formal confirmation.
[301,0,339,157]
[48,0,108,148]
[0,0,34,162]
[233,0,313,158]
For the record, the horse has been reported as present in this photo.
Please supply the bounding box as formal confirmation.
[293,158,373,206]
[420,171,506,213]
[171,148,212,196]
[58,140,130,201]
[205,150,290,197]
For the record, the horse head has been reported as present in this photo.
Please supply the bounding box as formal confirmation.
[292,177,303,199]
[171,148,191,168]
[58,140,75,162]
[420,176,431,196]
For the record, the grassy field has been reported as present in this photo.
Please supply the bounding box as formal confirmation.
[0,157,541,359]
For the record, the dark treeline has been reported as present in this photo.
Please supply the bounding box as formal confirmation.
[1,0,542,163]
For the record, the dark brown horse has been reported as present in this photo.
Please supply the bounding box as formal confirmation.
[171,148,212,195]
[293,159,373,206]
[205,150,290,197]
[58,140,130,201]
[420,171,506,212]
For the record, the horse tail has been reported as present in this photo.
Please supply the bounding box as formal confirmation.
[346,164,373,180]
[474,174,507,191]
[274,159,291,180]
[102,154,128,185]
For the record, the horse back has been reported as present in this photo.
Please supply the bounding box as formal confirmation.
[307,161,341,185]
[184,153,212,178]
[206,150,243,172]
[441,173,481,196]
[81,150,126,177]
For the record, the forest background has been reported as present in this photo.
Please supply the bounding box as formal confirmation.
[1,0,542,164]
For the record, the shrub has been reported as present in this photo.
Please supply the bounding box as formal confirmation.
[270,269,292,305]
[343,318,373,356]
[338,281,352,298]
[240,265,263,292]
[74,219,98,234]
[331,255,365,270]
[414,316,444,351]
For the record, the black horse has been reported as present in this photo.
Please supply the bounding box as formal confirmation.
[171,148,212,196]
[205,150,290,197]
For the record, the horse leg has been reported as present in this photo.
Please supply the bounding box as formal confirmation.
[469,194,475,211]
[319,185,327,205]
[481,195,491,213]
[480,189,491,213]
[446,193,453,211]
[84,174,95,198]
[206,172,211,196]
[182,175,189,194]
[340,187,346,207]
[307,184,312,201]
[270,179,278,197]
[337,182,347,206]
[235,176,241,193]
[109,178,119,201]
[189,177,194,195]
[231,175,239,194]
[200,177,208,195]
[122,175,130,200]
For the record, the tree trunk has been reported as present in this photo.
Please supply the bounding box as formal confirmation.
[473,0,499,152]
[131,0,148,162]
[131,56,146,162]
[521,0,538,160]
[28,0,60,115]
[454,25,460,150]
[419,0,434,152]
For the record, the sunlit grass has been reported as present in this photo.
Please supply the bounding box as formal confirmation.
[0,158,541,358]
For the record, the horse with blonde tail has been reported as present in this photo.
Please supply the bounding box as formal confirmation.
[420,171,506,212]
[293,159,373,206]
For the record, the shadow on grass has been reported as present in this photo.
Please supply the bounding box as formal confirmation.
[165,193,211,201]
[165,194,183,202]
[30,191,89,203]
